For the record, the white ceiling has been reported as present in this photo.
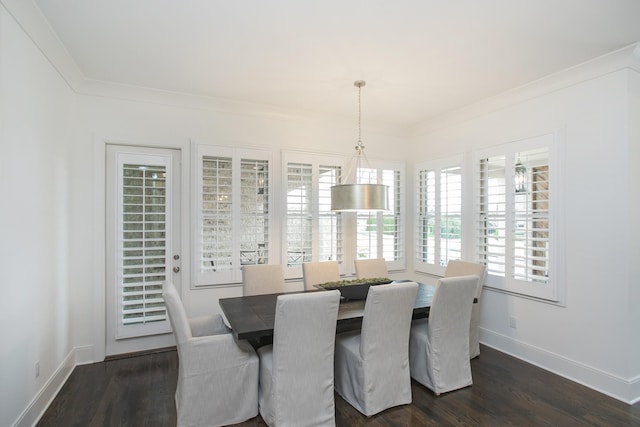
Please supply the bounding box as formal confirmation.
[34,0,640,126]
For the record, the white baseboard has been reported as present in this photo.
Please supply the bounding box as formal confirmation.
[481,328,639,405]
[74,345,95,366]
[12,345,95,427]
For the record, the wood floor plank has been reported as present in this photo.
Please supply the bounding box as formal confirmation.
[38,346,640,426]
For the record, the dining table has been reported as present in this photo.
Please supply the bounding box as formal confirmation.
[219,280,436,342]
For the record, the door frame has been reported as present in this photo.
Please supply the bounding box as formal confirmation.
[92,137,190,361]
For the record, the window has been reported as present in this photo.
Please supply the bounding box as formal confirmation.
[354,161,405,272]
[415,156,463,276]
[475,133,560,301]
[283,151,343,278]
[194,145,272,286]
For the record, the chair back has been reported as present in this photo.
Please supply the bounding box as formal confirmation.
[270,290,341,425]
[444,260,487,359]
[302,261,340,290]
[444,260,486,299]
[162,281,191,344]
[242,264,285,296]
[428,276,477,362]
[354,258,389,280]
[360,282,418,360]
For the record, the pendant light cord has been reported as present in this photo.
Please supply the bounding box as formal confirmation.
[357,82,363,148]
[342,80,374,184]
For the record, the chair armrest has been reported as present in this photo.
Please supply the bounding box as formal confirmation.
[189,314,231,337]
[180,333,256,376]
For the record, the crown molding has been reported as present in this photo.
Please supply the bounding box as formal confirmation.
[631,44,640,73]
[1,0,85,91]
[0,2,328,126]
[411,42,640,135]
[2,0,405,135]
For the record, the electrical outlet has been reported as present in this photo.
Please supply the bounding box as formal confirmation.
[509,316,517,329]
[35,360,40,378]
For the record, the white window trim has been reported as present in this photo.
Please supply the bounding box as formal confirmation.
[414,154,465,277]
[192,143,273,287]
[473,132,564,303]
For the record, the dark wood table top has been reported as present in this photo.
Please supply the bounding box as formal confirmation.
[219,281,435,342]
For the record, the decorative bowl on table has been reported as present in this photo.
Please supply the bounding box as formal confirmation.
[315,277,393,300]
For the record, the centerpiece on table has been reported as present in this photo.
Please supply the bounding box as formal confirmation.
[315,277,392,300]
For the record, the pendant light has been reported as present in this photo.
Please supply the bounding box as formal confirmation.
[331,80,389,212]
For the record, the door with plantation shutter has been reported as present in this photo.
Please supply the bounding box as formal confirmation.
[106,145,181,356]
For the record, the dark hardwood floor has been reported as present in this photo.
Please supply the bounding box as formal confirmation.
[38,345,640,427]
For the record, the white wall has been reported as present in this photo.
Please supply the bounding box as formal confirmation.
[629,65,640,399]
[0,5,77,427]
[409,53,640,403]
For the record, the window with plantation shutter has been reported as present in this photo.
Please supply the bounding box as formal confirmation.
[415,156,463,276]
[475,133,560,301]
[109,148,178,341]
[194,144,272,286]
[283,151,343,278]
[120,163,168,327]
[286,162,313,268]
[354,161,405,272]
[319,165,342,262]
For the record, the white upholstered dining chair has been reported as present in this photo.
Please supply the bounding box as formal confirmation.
[409,275,477,395]
[354,258,389,279]
[242,263,285,296]
[302,260,340,291]
[444,260,487,358]
[334,282,419,416]
[163,282,259,427]
[257,290,341,426]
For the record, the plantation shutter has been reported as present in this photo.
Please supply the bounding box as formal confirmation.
[286,162,313,268]
[513,148,550,283]
[416,169,436,265]
[115,154,173,339]
[318,165,342,262]
[355,168,379,260]
[477,156,507,278]
[382,169,403,262]
[440,166,462,264]
[201,156,233,277]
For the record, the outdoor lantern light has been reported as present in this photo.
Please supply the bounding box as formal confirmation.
[515,157,527,193]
